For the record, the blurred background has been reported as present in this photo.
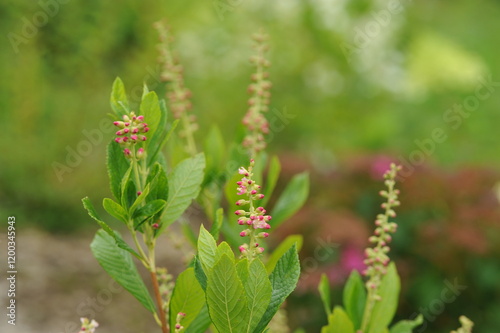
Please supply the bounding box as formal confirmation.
[1,0,500,332]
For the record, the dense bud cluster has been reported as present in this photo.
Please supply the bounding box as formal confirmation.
[113,111,149,159]
[234,159,272,259]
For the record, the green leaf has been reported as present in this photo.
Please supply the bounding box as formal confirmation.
[216,242,234,263]
[197,224,218,273]
[243,259,273,333]
[389,315,424,333]
[271,172,309,228]
[140,91,162,151]
[266,235,303,274]
[110,77,129,117]
[103,198,128,223]
[261,155,281,206]
[318,274,332,317]
[90,229,155,313]
[120,165,134,208]
[343,270,367,330]
[322,306,355,333]
[129,183,151,216]
[106,141,130,201]
[146,163,169,203]
[159,153,205,231]
[82,197,140,259]
[133,199,167,224]
[204,125,226,178]
[169,267,206,331]
[185,304,211,333]
[253,244,301,333]
[210,208,224,240]
[367,263,401,333]
[206,254,248,333]
[194,255,208,291]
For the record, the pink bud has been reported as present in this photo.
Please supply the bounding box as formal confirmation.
[131,135,138,141]
[132,128,139,134]
[240,231,247,237]
[175,324,181,329]
[152,223,159,229]
[137,191,142,196]
[258,194,265,199]
[123,148,131,156]
[140,135,147,141]
[123,128,130,134]
[137,115,144,121]
[251,190,257,195]
[235,210,245,215]
[143,127,150,133]
[115,137,122,143]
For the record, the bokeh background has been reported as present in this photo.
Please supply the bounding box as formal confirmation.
[1,0,500,332]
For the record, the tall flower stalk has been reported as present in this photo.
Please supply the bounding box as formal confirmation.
[242,30,272,157]
[155,20,198,156]
[360,163,402,332]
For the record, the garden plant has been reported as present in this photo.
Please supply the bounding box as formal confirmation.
[80,22,475,333]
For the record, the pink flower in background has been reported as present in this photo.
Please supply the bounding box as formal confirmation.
[371,155,393,180]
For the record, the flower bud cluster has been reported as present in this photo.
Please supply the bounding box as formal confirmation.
[157,267,174,314]
[113,111,149,159]
[234,159,271,259]
[78,317,99,333]
[174,312,186,333]
[242,31,272,156]
[363,163,402,296]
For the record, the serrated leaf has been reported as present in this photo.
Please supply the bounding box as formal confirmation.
[110,77,129,117]
[216,242,234,263]
[207,254,248,333]
[253,245,300,333]
[159,153,205,232]
[90,229,155,313]
[197,224,218,274]
[271,172,309,228]
[146,163,169,203]
[318,274,331,317]
[169,267,206,331]
[322,306,355,333]
[266,235,303,274]
[243,259,272,333]
[107,141,130,201]
[103,198,128,223]
[82,197,140,259]
[343,270,367,330]
[389,314,424,333]
[367,263,401,333]
[262,155,281,206]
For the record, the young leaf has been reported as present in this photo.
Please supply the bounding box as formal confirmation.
[110,77,129,117]
[197,224,218,273]
[169,267,206,331]
[206,254,248,333]
[210,207,224,240]
[103,198,128,223]
[194,255,208,291]
[389,314,424,333]
[253,244,300,333]
[90,229,155,313]
[107,141,130,201]
[158,153,205,232]
[216,242,234,263]
[146,163,169,203]
[140,91,162,152]
[367,263,401,333]
[133,199,167,224]
[243,259,273,333]
[82,197,140,259]
[261,155,281,206]
[266,235,303,274]
[343,270,367,330]
[271,172,309,228]
[129,183,151,216]
[322,306,355,333]
[318,274,332,317]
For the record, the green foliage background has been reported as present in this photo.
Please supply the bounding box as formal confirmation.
[1,0,500,332]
